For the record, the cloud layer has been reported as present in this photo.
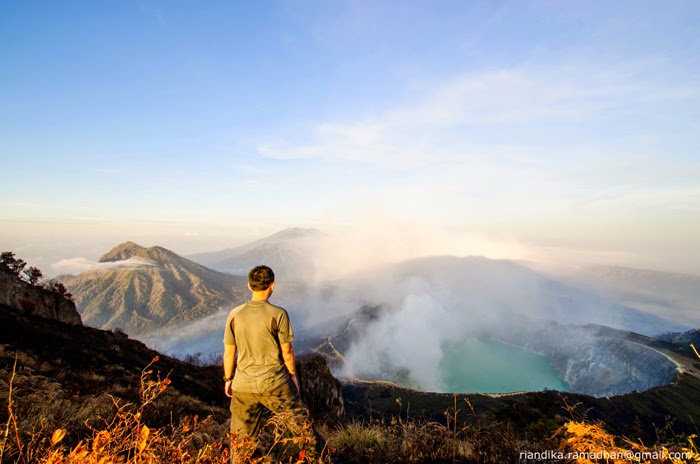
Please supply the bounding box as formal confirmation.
[51,257,157,276]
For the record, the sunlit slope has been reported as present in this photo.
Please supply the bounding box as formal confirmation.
[63,242,248,335]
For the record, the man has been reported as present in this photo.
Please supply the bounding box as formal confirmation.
[223,265,309,450]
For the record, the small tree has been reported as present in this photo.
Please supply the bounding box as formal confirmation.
[23,266,43,285]
[0,251,27,275]
[0,250,15,266]
[43,279,74,302]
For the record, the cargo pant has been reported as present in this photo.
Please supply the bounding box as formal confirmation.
[230,380,315,461]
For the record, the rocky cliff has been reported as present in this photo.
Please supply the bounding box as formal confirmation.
[297,353,346,425]
[496,321,679,397]
[0,266,81,325]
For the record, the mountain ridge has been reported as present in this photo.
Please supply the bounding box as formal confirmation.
[187,227,322,277]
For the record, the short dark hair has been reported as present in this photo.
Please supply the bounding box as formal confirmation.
[248,265,275,291]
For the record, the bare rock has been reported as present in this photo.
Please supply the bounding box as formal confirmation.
[297,353,345,425]
[0,267,81,325]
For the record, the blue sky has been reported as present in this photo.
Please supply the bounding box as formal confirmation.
[1,1,699,273]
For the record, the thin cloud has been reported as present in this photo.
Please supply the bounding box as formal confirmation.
[257,60,698,168]
[580,185,700,212]
[51,257,157,276]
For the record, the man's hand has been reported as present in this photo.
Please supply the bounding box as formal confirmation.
[223,344,236,398]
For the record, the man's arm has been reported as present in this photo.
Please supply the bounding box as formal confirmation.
[223,343,236,397]
[280,342,299,392]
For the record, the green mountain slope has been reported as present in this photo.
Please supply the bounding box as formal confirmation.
[62,242,248,335]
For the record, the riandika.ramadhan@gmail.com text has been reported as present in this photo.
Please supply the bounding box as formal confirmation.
[520,449,693,462]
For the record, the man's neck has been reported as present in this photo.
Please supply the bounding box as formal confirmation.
[250,290,271,301]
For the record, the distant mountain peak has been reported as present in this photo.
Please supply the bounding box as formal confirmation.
[186,227,324,277]
[269,227,322,240]
[67,242,249,335]
[98,242,176,263]
[99,242,146,262]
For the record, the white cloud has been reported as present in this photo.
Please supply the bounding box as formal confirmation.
[51,257,157,276]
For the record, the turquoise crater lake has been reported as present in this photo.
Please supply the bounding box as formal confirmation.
[440,338,569,393]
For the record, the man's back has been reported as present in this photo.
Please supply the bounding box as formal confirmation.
[224,300,294,393]
[223,265,317,459]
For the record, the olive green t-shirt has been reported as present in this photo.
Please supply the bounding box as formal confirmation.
[223,300,295,393]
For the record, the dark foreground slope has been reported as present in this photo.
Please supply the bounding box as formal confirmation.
[0,303,344,426]
[0,303,227,424]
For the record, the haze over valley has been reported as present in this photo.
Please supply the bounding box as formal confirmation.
[50,227,696,398]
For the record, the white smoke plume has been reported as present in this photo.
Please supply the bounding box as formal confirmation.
[263,218,691,392]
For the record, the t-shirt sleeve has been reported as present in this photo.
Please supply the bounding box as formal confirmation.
[223,313,236,346]
[277,309,294,344]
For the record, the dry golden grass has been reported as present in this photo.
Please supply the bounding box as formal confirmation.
[1,355,330,464]
[555,420,698,464]
[1,356,233,464]
[3,350,700,464]
[324,394,524,464]
[1,356,509,464]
